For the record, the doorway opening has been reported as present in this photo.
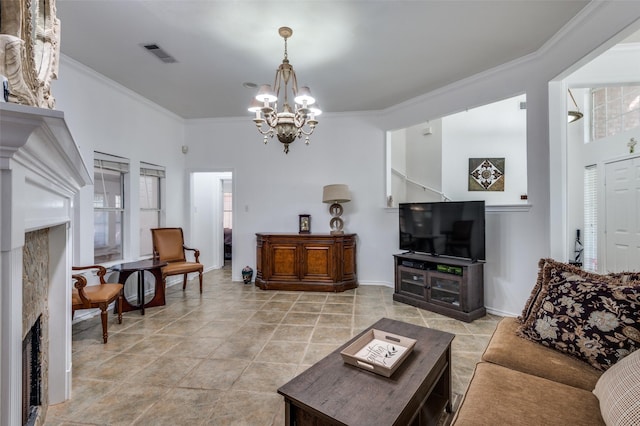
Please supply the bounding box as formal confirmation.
[190,171,233,271]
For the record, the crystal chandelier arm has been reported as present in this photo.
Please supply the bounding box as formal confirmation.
[253,119,274,137]
[298,122,318,137]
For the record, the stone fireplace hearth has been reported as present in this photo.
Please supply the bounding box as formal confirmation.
[1,102,91,426]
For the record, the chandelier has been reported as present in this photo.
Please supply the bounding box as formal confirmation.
[249,27,321,154]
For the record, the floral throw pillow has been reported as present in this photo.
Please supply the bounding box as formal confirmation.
[517,258,615,324]
[518,262,640,371]
[608,272,640,283]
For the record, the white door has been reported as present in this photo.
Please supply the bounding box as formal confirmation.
[605,157,640,272]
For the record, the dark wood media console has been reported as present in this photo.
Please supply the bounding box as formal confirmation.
[393,252,485,322]
[255,233,357,292]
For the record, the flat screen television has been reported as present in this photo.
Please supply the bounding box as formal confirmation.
[399,201,486,262]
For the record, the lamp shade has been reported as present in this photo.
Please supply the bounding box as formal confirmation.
[323,184,351,203]
[248,98,263,113]
[255,84,277,103]
[294,86,316,106]
[309,103,322,117]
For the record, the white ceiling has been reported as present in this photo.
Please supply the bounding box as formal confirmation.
[56,0,592,119]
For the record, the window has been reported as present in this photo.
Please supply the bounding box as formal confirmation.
[591,86,640,141]
[94,153,129,263]
[139,163,165,257]
[583,165,598,272]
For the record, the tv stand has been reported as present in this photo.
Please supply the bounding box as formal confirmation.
[393,253,485,322]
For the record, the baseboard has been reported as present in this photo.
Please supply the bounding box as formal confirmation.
[357,280,393,288]
[484,306,517,318]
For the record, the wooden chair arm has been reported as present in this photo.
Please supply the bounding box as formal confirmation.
[72,273,90,304]
[183,246,200,263]
[72,265,108,284]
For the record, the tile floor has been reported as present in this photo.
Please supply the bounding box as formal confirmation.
[45,265,500,425]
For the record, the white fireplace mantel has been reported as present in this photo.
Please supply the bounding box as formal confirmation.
[0,102,91,426]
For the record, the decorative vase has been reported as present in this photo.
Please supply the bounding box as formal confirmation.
[242,266,253,284]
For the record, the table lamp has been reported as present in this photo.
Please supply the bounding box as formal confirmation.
[322,184,351,234]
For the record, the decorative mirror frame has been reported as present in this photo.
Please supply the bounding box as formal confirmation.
[0,0,60,108]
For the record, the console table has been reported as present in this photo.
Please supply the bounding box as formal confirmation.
[393,253,485,322]
[278,318,454,425]
[255,233,357,292]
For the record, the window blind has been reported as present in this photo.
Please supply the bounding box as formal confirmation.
[140,161,166,178]
[583,165,598,272]
[94,151,130,173]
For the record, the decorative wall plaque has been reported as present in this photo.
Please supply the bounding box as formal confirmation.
[469,158,505,191]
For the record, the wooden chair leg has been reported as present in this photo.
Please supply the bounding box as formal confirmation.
[100,304,109,344]
[117,294,123,324]
[183,273,187,290]
[199,271,203,293]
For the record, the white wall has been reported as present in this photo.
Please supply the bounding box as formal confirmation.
[51,57,187,265]
[183,3,640,316]
[388,120,444,205]
[565,43,640,271]
[405,119,444,202]
[389,128,408,205]
[384,3,640,315]
[48,3,640,317]
[185,113,394,286]
[442,95,527,204]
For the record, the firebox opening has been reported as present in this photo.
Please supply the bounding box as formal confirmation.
[22,315,42,426]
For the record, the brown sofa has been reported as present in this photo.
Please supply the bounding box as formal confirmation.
[452,317,605,425]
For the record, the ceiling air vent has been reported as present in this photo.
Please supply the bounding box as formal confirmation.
[142,43,178,63]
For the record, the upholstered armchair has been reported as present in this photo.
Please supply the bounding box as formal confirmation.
[72,265,123,343]
[151,227,204,293]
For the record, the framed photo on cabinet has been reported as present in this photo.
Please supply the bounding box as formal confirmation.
[299,214,311,234]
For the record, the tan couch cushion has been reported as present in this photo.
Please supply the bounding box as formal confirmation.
[72,283,124,305]
[452,362,604,426]
[482,317,601,391]
[162,261,203,277]
[593,348,640,426]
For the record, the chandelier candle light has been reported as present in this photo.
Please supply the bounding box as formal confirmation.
[323,184,351,235]
[249,27,321,154]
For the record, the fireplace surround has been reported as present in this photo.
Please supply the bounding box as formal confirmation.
[0,102,91,426]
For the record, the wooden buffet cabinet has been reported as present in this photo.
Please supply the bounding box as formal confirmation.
[255,233,357,292]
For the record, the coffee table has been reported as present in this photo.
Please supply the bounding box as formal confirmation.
[278,318,454,425]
